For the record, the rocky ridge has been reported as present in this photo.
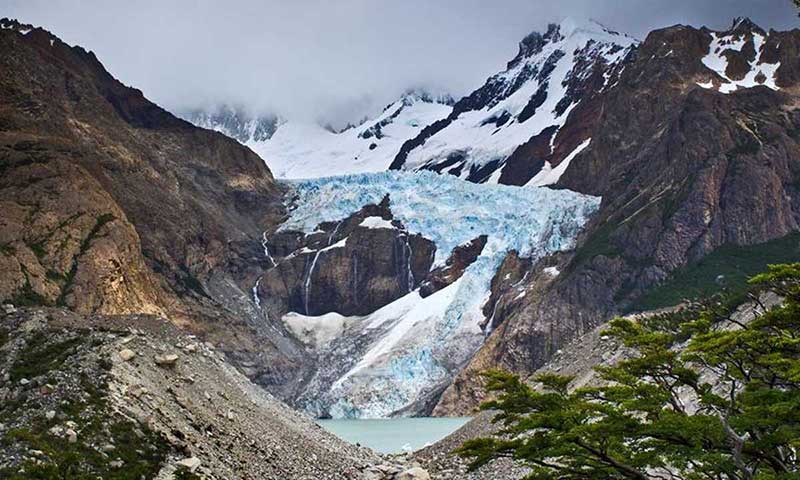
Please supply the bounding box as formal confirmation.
[390,18,636,185]
[433,17,800,415]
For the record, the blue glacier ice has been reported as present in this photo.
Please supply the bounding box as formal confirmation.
[281,170,600,265]
[280,171,601,418]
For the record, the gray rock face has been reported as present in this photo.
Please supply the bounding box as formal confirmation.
[258,196,436,317]
[419,235,487,298]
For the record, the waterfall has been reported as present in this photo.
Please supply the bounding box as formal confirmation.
[352,255,358,306]
[262,231,277,267]
[328,221,342,245]
[404,234,414,292]
[484,299,500,337]
[252,276,262,309]
[303,250,322,315]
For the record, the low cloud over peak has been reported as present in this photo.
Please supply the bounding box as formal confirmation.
[5,0,797,126]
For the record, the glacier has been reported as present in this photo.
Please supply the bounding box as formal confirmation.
[276,170,600,418]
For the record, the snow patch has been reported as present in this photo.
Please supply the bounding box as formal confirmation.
[359,216,395,230]
[283,311,357,348]
[543,266,560,277]
[527,138,591,187]
[700,32,780,93]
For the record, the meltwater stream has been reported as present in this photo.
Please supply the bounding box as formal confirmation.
[317,417,471,454]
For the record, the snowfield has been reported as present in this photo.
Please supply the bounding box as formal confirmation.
[250,94,453,178]
[278,171,600,418]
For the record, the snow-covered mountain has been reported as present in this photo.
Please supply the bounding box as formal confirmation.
[175,17,800,420]
[183,91,454,179]
[180,105,279,144]
[390,18,638,185]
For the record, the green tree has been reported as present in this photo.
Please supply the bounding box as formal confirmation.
[459,263,800,479]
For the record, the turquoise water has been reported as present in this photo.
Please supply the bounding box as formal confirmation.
[317,417,471,454]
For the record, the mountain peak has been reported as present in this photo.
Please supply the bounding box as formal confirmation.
[553,17,633,41]
[509,18,636,69]
[398,88,455,106]
[728,16,765,35]
[0,18,35,35]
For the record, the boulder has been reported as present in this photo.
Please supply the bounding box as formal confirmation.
[176,456,202,472]
[118,349,136,361]
[396,467,431,480]
[154,354,179,367]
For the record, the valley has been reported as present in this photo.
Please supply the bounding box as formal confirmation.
[1,7,799,480]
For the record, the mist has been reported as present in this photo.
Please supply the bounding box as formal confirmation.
[4,0,797,126]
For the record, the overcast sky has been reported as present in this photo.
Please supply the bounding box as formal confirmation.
[4,0,798,125]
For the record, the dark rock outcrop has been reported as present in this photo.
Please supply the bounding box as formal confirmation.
[258,196,436,317]
[419,235,487,298]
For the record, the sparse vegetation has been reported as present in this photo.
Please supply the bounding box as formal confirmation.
[629,232,800,311]
[45,269,66,282]
[0,328,171,479]
[570,219,622,268]
[57,213,116,306]
[28,240,47,259]
[8,267,50,307]
[0,242,16,256]
[9,331,84,381]
[174,467,203,480]
[2,412,169,480]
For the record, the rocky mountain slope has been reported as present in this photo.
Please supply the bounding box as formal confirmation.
[0,306,381,479]
[180,105,280,145]
[0,18,307,405]
[434,17,800,415]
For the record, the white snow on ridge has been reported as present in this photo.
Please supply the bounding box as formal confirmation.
[280,170,601,418]
[699,32,780,94]
[527,138,591,187]
[401,19,635,182]
[250,95,453,179]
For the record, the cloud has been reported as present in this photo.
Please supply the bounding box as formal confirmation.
[4,0,797,125]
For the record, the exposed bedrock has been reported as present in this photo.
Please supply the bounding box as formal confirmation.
[257,196,436,317]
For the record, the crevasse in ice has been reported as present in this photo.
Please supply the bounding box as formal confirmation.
[278,170,601,418]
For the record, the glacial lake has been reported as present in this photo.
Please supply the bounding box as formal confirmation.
[317,417,472,454]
